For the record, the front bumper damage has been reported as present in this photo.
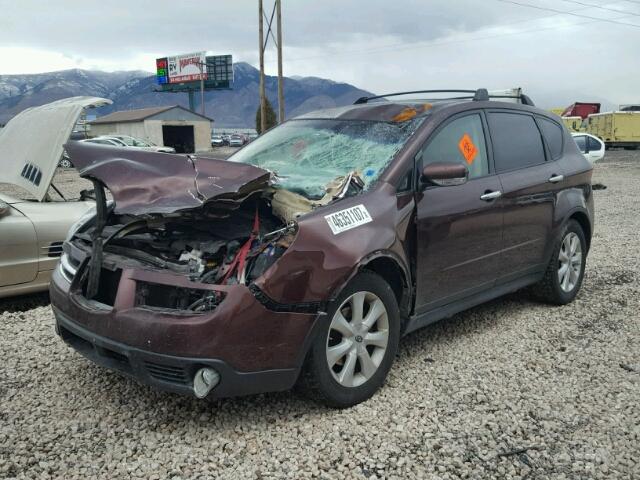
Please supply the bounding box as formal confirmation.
[50,261,323,398]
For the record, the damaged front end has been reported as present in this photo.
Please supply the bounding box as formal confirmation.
[72,185,296,312]
[61,143,304,314]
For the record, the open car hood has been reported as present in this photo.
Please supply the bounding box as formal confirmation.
[0,96,112,201]
[65,141,271,215]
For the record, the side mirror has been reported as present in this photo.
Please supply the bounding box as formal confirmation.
[0,200,9,216]
[421,162,468,187]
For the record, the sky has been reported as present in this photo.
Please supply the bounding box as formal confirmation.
[1,0,639,108]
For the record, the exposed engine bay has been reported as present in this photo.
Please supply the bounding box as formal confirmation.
[68,171,365,313]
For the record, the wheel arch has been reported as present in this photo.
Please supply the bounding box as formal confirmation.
[332,250,413,324]
[567,209,592,252]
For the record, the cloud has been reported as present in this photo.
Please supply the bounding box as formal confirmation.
[1,0,639,106]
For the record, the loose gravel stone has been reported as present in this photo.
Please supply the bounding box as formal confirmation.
[1,150,639,479]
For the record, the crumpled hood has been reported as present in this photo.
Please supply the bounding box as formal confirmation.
[0,96,112,201]
[65,141,271,215]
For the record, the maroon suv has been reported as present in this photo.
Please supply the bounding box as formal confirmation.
[51,89,594,407]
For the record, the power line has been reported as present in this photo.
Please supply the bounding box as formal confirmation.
[495,0,640,28]
[284,1,638,64]
[285,11,637,64]
[556,0,640,17]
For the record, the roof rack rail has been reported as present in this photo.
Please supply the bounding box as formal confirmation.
[353,88,535,106]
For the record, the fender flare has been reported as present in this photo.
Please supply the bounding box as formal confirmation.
[327,249,412,317]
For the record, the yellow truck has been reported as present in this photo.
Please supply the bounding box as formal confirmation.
[561,116,584,132]
[587,111,640,149]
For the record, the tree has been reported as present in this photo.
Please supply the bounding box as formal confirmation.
[255,97,277,134]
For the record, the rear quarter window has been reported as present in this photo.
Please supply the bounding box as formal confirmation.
[587,135,602,151]
[537,117,563,160]
[487,112,546,172]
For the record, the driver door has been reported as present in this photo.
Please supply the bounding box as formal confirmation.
[414,112,504,313]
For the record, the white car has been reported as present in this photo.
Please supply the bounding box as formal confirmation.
[572,133,605,163]
[229,135,246,147]
[81,135,175,153]
[79,137,126,147]
[0,97,106,298]
[106,135,176,153]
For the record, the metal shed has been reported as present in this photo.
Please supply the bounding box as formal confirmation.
[89,105,213,153]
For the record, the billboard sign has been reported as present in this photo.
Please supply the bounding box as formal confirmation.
[156,54,233,91]
[156,52,207,85]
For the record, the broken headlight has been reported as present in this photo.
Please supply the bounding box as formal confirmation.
[65,206,97,242]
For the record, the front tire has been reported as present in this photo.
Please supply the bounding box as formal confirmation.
[532,220,587,305]
[299,272,400,408]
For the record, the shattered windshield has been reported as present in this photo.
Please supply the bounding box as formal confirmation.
[230,118,423,199]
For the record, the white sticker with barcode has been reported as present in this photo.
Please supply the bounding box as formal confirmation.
[324,204,372,235]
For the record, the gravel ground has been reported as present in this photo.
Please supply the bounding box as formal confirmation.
[1,151,639,479]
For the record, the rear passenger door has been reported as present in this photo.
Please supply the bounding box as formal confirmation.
[487,111,564,283]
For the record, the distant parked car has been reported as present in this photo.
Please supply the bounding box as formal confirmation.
[229,135,246,147]
[572,133,605,163]
[0,96,105,298]
[108,135,176,153]
[211,135,226,147]
[58,152,73,169]
[80,137,127,147]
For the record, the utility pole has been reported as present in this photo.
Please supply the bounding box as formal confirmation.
[258,0,267,133]
[200,62,205,117]
[276,0,284,124]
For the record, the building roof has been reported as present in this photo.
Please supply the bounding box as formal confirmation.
[90,105,213,124]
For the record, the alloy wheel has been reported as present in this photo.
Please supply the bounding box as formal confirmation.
[558,231,582,292]
[326,291,389,388]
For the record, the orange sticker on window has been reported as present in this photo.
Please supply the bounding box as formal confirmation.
[458,133,478,165]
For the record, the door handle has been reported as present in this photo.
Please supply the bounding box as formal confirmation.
[480,190,502,201]
[549,174,564,183]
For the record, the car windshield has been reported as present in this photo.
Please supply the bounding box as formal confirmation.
[230,118,422,199]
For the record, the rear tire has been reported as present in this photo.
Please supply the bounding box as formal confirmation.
[532,220,587,305]
[299,272,400,408]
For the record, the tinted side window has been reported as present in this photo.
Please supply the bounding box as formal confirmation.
[574,135,587,153]
[587,136,602,152]
[538,117,563,160]
[488,112,546,172]
[418,114,489,179]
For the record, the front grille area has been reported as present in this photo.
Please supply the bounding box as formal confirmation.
[82,268,122,306]
[144,361,190,385]
[135,281,224,313]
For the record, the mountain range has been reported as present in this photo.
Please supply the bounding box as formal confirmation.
[0,63,373,128]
